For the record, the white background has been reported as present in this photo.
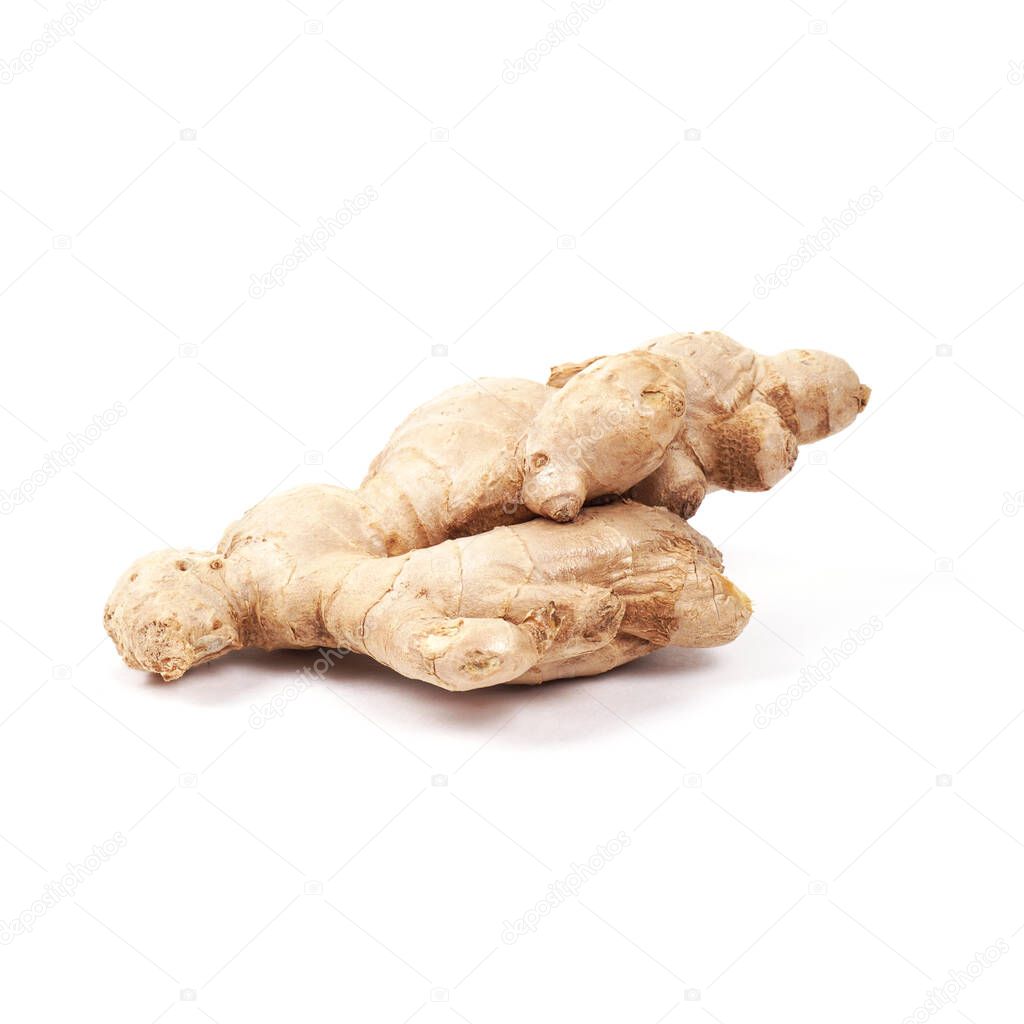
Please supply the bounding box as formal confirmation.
[2,0,1023,1021]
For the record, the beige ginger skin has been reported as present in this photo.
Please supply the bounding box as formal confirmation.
[104,330,867,688]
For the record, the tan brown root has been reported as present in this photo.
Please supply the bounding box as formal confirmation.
[105,328,864,688]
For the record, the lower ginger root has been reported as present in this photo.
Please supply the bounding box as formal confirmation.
[104,501,751,690]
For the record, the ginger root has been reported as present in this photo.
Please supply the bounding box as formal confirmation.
[104,329,866,688]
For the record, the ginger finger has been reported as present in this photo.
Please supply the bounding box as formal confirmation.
[628,444,708,519]
[515,635,656,684]
[764,347,870,443]
[704,401,797,492]
[359,605,544,692]
[520,351,687,520]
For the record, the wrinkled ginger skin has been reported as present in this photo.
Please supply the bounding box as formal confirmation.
[359,377,548,552]
[104,502,750,690]
[548,331,870,518]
